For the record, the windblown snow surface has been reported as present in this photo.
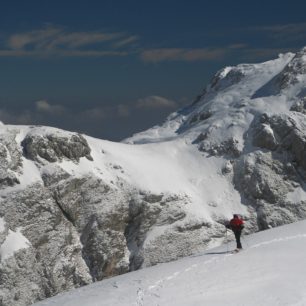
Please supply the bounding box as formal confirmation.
[33,220,306,306]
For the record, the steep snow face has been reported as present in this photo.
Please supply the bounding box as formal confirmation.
[32,220,306,306]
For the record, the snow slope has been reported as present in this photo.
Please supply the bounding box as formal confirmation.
[33,220,306,306]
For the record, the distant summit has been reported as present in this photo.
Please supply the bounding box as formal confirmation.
[125,49,305,144]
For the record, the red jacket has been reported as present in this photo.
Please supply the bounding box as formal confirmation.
[229,217,244,231]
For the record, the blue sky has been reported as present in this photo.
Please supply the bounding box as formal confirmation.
[1,0,306,140]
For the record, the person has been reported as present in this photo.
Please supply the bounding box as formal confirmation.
[226,214,244,250]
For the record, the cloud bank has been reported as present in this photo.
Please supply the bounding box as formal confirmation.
[136,96,177,109]
[0,25,138,58]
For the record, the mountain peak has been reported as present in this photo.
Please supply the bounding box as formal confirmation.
[125,48,305,145]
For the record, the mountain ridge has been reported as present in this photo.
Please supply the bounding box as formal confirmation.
[1,47,306,305]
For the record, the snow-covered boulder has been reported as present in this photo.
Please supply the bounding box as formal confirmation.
[21,129,93,163]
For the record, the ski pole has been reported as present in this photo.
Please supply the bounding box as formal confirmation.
[225,228,229,253]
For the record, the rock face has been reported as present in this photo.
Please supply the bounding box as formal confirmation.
[22,132,93,163]
[0,183,92,306]
[0,129,22,188]
[0,128,221,306]
[2,47,306,306]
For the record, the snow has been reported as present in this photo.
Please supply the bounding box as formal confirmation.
[18,157,44,187]
[92,137,244,221]
[286,186,306,203]
[32,220,306,306]
[0,228,31,262]
[125,52,295,146]
[219,66,233,78]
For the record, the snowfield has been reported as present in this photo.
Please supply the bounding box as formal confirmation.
[33,220,306,306]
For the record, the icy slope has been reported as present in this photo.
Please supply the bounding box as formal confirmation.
[33,220,306,306]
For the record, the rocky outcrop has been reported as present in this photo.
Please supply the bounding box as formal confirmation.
[0,183,92,306]
[290,97,306,114]
[209,66,245,92]
[196,135,241,158]
[0,129,22,188]
[53,176,130,281]
[234,151,296,204]
[22,132,93,164]
[234,112,306,229]
[125,193,188,270]
[252,113,306,172]
[0,171,218,306]
[277,47,306,90]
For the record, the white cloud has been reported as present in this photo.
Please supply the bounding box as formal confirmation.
[35,100,65,114]
[136,96,177,109]
[7,27,61,50]
[140,48,228,63]
[1,25,135,58]
[112,35,139,48]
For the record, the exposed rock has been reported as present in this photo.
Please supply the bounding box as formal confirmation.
[41,165,70,187]
[0,129,22,188]
[140,219,222,267]
[188,110,212,125]
[277,47,306,90]
[253,122,278,151]
[253,113,306,172]
[290,97,306,114]
[199,137,241,158]
[209,67,245,92]
[22,133,93,164]
[0,183,92,306]
[53,177,130,280]
[222,160,234,174]
[234,152,295,204]
[252,48,305,97]
[256,200,306,229]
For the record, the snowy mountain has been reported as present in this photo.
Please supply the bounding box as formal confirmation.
[1,46,306,305]
[32,220,306,306]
